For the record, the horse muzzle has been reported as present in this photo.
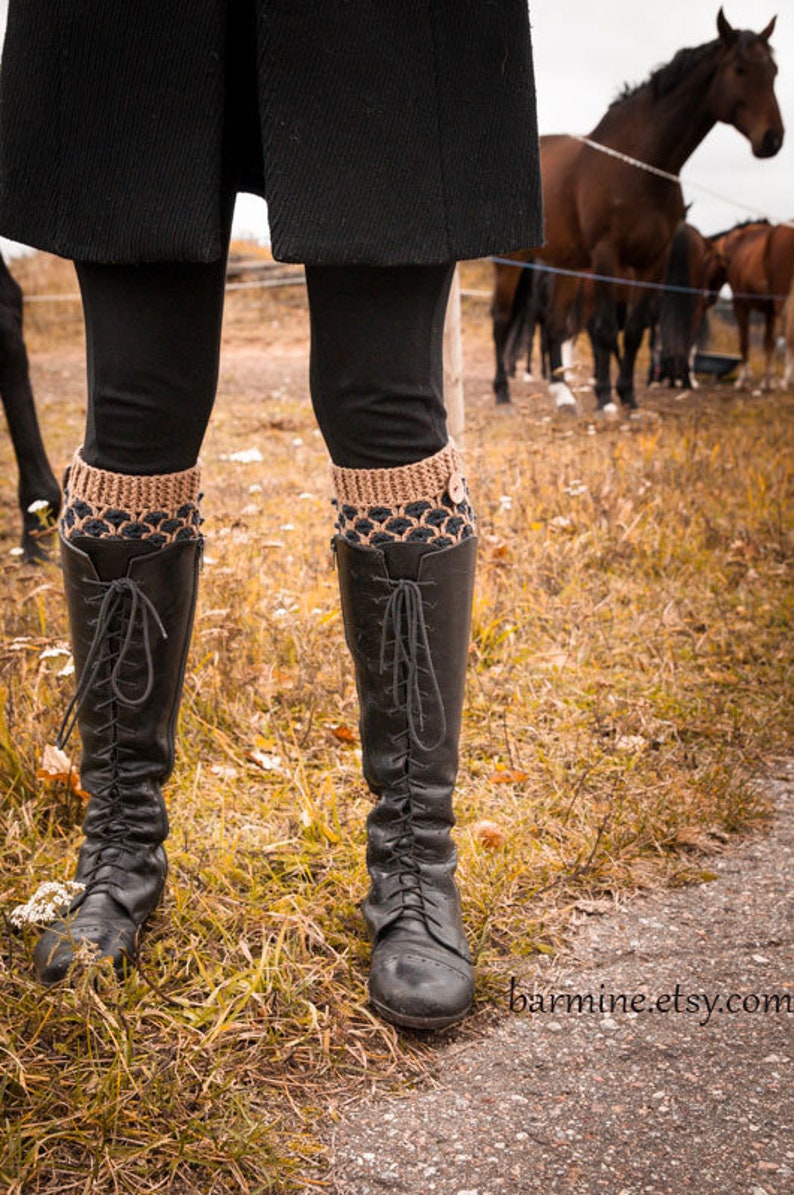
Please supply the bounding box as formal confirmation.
[752,126,784,159]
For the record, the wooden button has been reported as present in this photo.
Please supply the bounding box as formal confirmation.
[447,471,466,504]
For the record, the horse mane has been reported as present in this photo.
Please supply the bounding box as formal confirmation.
[610,40,720,110]
[708,217,770,240]
[610,28,776,113]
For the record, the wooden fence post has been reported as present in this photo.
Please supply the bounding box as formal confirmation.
[444,265,464,442]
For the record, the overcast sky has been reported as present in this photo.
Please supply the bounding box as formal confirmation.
[1,1,791,254]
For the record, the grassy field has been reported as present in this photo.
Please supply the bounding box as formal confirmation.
[1,252,792,1192]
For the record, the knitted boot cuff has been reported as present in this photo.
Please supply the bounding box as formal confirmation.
[332,441,476,549]
[61,450,203,545]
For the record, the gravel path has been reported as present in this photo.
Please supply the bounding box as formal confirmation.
[325,761,793,1195]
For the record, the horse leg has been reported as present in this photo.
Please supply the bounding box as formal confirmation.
[492,260,523,404]
[761,305,776,391]
[585,256,625,411]
[615,296,651,409]
[543,273,580,411]
[585,320,616,412]
[546,338,577,411]
[0,270,62,562]
[783,287,794,389]
[733,301,751,388]
[524,310,538,381]
[647,320,661,385]
[0,378,62,563]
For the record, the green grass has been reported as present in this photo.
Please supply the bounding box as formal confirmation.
[0,255,791,1191]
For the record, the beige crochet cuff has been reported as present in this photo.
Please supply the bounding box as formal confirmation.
[331,441,467,507]
[65,450,201,510]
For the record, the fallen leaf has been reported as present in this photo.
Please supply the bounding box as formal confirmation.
[330,725,357,745]
[37,744,90,800]
[491,769,529,784]
[37,743,72,779]
[470,819,506,848]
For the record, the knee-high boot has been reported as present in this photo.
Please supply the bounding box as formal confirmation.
[335,530,477,1029]
[34,456,201,984]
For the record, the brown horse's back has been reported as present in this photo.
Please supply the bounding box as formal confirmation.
[722,224,773,299]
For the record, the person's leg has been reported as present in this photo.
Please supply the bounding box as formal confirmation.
[306,263,478,1029]
[35,244,230,985]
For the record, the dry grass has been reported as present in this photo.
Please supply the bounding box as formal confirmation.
[0,253,792,1192]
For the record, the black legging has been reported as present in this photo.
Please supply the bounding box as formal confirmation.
[76,245,454,475]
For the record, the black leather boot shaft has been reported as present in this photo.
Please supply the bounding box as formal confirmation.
[34,534,200,984]
[336,534,477,1028]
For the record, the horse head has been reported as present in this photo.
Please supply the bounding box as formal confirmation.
[710,8,784,158]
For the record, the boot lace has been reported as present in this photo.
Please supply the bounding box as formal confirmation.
[376,576,451,931]
[57,577,167,751]
[379,577,445,753]
[374,801,454,938]
[55,576,168,890]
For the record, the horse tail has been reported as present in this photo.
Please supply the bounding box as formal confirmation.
[658,223,698,384]
[503,264,537,374]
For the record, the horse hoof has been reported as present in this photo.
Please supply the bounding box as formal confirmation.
[549,382,578,414]
[597,402,619,417]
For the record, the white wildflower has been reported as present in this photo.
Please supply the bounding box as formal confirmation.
[8,547,25,557]
[10,881,85,928]
[27,499,51,514]
[39,646,71,660]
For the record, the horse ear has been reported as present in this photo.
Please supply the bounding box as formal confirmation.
[717,7,737,44]
[760,16,777,42]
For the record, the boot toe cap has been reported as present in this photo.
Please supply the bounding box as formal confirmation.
[369,942,474,1029]
[34,897,138,985]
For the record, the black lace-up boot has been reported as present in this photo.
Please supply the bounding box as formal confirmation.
[335,534,478,1029]
[34,454,202,984]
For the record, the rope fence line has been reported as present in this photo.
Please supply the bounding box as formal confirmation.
[21,262,793,307]
[490,256,793,304]
[572,135,794,230]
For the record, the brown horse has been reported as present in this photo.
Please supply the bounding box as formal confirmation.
[492,8,784,412]
[649,222,725,388]
[712,220,794,388]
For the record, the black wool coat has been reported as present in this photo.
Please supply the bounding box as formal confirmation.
[0,1,543,265]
